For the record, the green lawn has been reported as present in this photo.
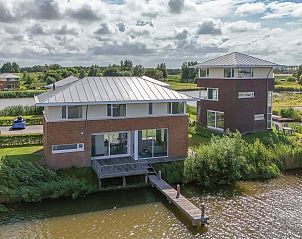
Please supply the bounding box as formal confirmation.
[0,145,43,163]
[166,75,199,91]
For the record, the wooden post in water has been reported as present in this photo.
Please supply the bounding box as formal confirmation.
[145,175,148,184]
[201,204,205,219]
[176,184,180,198]
[123,176,126,188]
[159,171,162,180]
[98,179,102,190]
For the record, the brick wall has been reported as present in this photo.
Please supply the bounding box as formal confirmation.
[43,115,188,169]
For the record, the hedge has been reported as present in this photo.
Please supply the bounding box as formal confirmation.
[0,105,43,116]
[0,117,43,126]
[274,85,302,92]
[0,134,43,147]
[0,90,46,98]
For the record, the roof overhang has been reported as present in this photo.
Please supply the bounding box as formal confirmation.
[192,65,283,69]
[35,98,198,107]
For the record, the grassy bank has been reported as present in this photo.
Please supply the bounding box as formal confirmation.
[166,75,199,91]
[0,115,43,126]
[273,93,302,111]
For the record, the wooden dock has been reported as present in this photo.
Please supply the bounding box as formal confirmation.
[148,175,209,226]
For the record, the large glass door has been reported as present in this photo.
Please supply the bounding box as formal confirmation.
[92,132,128,158]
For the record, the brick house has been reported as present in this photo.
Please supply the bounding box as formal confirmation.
[0,73,20,90]
[194,52,279,134]
[35,76,195,171]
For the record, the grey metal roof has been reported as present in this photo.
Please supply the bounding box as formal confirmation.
[45,75,79,89]
[194,52,280,68]
[0,73,19,79]
[141,76,170,87]
[35,76,196,106]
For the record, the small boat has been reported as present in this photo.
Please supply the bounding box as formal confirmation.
[11,115,26,130]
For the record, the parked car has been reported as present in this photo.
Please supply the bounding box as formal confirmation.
[11,115,26,130]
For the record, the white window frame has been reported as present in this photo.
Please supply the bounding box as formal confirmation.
[107,104,127,118]
[206,88,219,101]
[224,68,235,78]
[198,68,209,78]
[238,92,255,99]
[254,114,265,121]
[167,102,186,115]
[207,110,224,131]
[62,105,83,119]
[238,67,254,78]
[52,143,84,154]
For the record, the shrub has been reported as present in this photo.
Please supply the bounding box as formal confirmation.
[185,132,283,187]
[299,75,302,85]
[286,76,297,82]
[0,157,98,203]
[0,90,46,98]
[280,107,302,121]
[0,134,43,147]
[0,105,43,116]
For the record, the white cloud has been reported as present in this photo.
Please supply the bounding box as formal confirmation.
[196,18,223,35]
[225,21,261,33]
[235,2,265,16]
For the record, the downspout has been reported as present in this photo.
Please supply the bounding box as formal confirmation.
[266,67,273,130]
[85,105,89,165]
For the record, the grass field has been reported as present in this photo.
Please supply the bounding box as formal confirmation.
[166,75,199,91]
[0,145,43,163]
[273,93,302,110]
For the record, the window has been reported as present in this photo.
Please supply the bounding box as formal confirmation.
[107,104,126,117]
[149,103,153,115]
[167,102,185,114]
[138,128,168,158]
[254,114,265,121]
[207,88,218,101]
[224,68,234,78]
[207,110,224,131]
[267,91,272,129]
[62,106,82,119]
[238,92,255,98]
[199,68,209,77]
[238,68,254,78]
[52,143,84,154]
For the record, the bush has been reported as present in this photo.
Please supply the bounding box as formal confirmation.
[0,134,43,147]
[185,132,283,187]
[286,76,297,82]
[0,90,46,98]
[299,75,302,85]
[280,107,302,121]
[0,105,43,116]
[0,117,43,126]
[0,158,98,203]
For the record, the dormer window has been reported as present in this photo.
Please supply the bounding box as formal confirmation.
[224,68,234,78]
[238,67,254,78]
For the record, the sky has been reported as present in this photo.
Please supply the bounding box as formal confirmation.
[0,0,301,68]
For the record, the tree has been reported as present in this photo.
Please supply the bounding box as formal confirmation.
[45,76,56,85]
[79,69,87,78]
[120,59,133,71]
[299,75,302,85]
[88,66,97,76]
[294,65,302,81]
[181,61,198,82]
[1,62,20,73]
[133,65,145,76]
[157,63,168,78]
[22,72,33,87]
[145,68,163,80]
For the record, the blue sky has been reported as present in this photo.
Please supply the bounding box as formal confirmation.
[0,0,301,68]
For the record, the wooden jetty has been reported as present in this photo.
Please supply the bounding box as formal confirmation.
[148,174,209,226]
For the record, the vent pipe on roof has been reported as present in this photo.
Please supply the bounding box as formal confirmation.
[52,83,55,91]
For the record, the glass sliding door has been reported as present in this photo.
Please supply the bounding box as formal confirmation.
[138,128,168,159]
[91,132,128,158]
[207,110,224,131]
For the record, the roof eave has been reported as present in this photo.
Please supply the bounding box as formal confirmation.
[193,64,281,68]
[36,98,198,107]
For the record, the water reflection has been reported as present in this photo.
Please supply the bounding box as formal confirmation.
[1,171,302,238]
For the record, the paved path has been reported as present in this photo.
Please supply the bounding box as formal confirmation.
[0,125,43,135]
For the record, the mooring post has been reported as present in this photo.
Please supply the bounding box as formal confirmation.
[145,175,148,184]
[98,179,102,191]
[176,184,180,198]
[123,176,126,188]
[159,170,162,180]
[201,204,205,219]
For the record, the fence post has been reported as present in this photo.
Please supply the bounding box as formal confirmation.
[201,204,205,219]
[176,184,180,198]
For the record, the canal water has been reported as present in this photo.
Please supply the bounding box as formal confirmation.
[0,98,35,110]
[1,170,301,238]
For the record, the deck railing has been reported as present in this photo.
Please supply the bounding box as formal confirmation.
[92,160,149,178]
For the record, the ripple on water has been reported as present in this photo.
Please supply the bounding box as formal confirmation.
[0,173,302,239]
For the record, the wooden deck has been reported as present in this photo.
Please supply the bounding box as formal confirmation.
[148,175,209,226]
